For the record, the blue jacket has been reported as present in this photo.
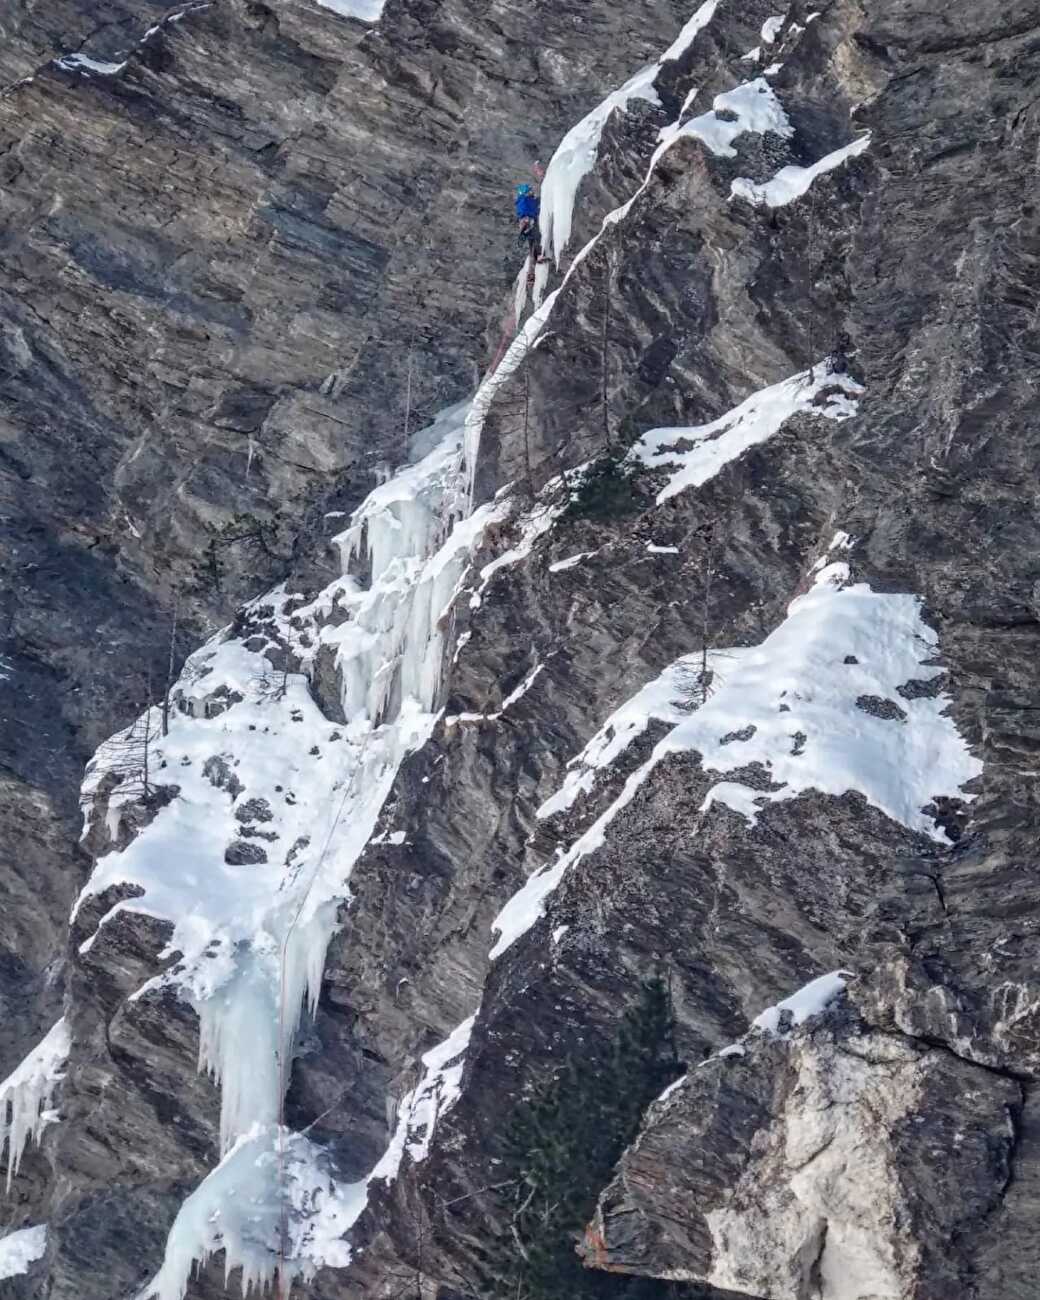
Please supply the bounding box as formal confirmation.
[515,192,540,221]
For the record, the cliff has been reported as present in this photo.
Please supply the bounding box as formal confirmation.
[1,1,1038,1298]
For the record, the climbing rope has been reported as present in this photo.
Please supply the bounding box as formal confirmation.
[403,335,416,453]
[807,183,817,374]
[269,188,546,1290]
[487,303,519,379]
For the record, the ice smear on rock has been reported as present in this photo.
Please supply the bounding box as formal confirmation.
[0,1224,47,1279]
[146,1016,478,1300]
[539,0,720,265]
[540,64,663,266]
[629,363,863,503]
[140,1126,359,1300]
[0,1018,70,1190]
[463,291,559,501]
[376,1016,476,1174]
[532,256,551,309]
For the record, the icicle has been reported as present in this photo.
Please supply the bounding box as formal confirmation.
[0,1018,71,1189]
[514,255,531,322]
[532,257,551,308]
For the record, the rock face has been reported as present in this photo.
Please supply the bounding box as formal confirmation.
[587,1001,1021,1297]
[2,0,1040,1298]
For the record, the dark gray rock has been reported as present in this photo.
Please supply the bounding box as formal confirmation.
[223,839,268,865]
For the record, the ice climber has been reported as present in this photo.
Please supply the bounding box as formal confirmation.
[515,182,541,256]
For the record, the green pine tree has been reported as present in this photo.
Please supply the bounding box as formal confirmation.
[494,975,689,1300]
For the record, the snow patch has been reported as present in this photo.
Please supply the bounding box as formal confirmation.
[660,0,721,62]
[753,971,853,1035]
[53,2,209,76]
[0,1225,47,1279]
[657,1074,688,1104]
[538,650,739,820]
[658,76,792,160]
[549,551,595,573]
[314,0,384,20]
[445,664,543,727]
[472,494,567,602]
[760,15,785,43]
[666,559,982,838]
[385,1016,475,1170]
[493,647,742,960]
[629,363,863,503]
[496,538,980,958]
[54,52,127,74]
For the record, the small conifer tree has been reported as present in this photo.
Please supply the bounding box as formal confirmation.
[494,975,686,1300]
